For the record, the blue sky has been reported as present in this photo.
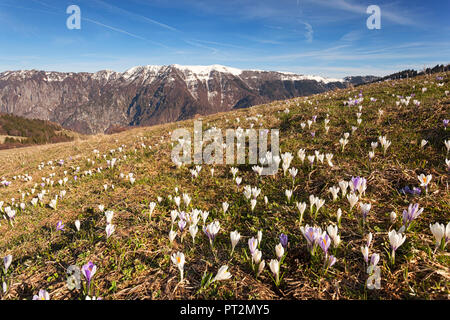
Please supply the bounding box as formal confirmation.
[0,0,449,78]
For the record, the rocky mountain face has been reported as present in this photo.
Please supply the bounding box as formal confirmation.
[0,64,365,134]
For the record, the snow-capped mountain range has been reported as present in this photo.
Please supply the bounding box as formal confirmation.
[0,64,371,134]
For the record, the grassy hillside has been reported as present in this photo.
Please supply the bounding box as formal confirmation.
[0,73,448,300]
[0,113,76,150]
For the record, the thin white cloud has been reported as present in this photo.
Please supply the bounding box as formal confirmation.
[82,17,169,48]
[93,0,178,32]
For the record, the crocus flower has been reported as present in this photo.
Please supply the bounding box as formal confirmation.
[347,193,359,211]
[81,262,97,294]
[56,221,65,231]
[204,221,220,247]
[105,224,115,239]
[257,260,265,277]
[296,201,307,225]
[248,237,258,255]
[250,199,257,212]
[75,220,81,232]
[327,225,340,248]
[319,234,331,256]
[359,203,371,221]
[268,259,280,286]
[169,230,177,244]
[105,210,114,224]
[171,252,185,282]
[149,202,156,218]
[178,219,186,232]
[361,246,369,264]
[230,231,241,256]
[390,211,397,223]
[285,189,293,203]
[279,233,288,249]
[189,224,198,244]
[212,265,232,282]
[417,174,432,193]
[3,255,12,274]
[252,249,262,265]
[430,222,446,250]
[222,202,229,214]
[300,225,321,255]
[388,230,406,264]
[325,255,336,270]
[33,289,50,300]
[402,203,424,230]
[370,253,380,268]
[275,243,285,260]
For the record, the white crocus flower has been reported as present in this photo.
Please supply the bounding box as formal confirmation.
[275,243,284,260]
[213,265,232,282]
[75,220,81,232]
[171,252,185,282]
[429,222,445,249]
[388,230,406,264]
[189,224,198,243]
[169,230,177,244]
[230,231,241,255]
[105,224,115,239]
[347,193,359,211]
[329,186,340,201]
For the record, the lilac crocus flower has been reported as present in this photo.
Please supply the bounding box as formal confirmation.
[56,221,65,231]
[326,255,336,268]
[400,186,421,196]
[402,203,424,229]
[279,233,288,249]
[81,262,97,293]
[312,115,317,122]
[33,289,50,300]
[319,234,331,255]
[444,119,449,129]
[310,131,316,137]
[248,237,258,255]
[301,226,321,253]
[178,219,186,232]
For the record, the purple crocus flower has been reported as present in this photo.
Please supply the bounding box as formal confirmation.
[302,226,321,253]
[178,219,186,232]
[279,233,288,249]
[56,221,65,231]
[351,176,362,192]
[74,176,78,181]
[444,119,449,129]
[312,115,317,122]
[40,183,45,188]
[310,131,316,137]
[248,237,258,255]
[81,262,97,293]
[400,186,421,196]
[402,203,424,228]
[326,255,336,268]
[319,234,331,255]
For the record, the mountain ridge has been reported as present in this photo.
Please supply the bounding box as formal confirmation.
[0,64,377,134]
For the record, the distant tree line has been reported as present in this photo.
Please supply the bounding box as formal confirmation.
[0,113,74,148]
[356,64,449,86]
